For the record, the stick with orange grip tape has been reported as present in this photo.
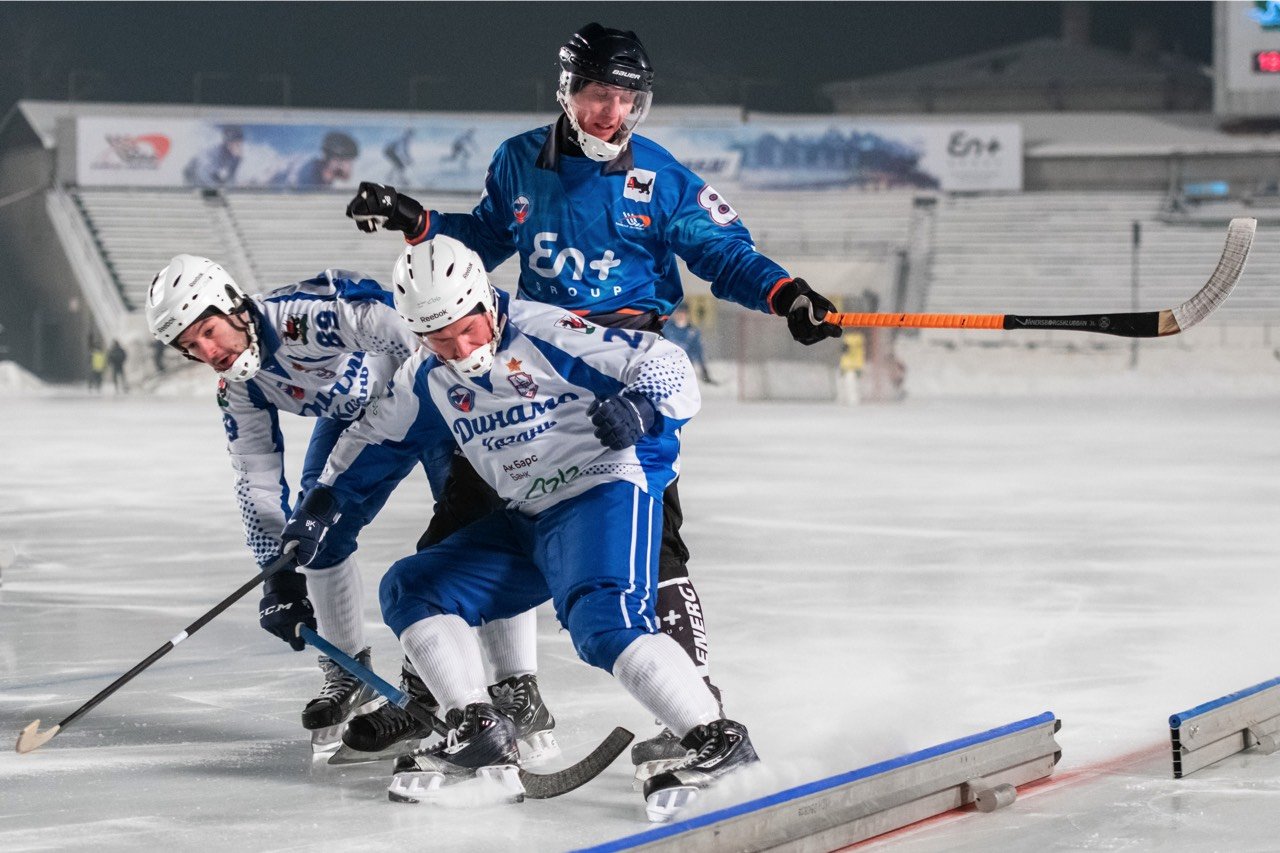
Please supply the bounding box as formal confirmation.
[824,218,1255,339]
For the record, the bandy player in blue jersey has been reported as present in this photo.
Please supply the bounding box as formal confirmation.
[143,256,559,763]
[343,22,844,777]
[276,235,761,819]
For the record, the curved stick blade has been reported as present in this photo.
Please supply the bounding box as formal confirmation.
[15,720,60,754]
[1169,217,1256,333]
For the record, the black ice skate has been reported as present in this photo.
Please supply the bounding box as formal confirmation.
[642,718,760,822]
[328,662,440,765]
[631,727,692,787]
[302,648,381,752]
[387,703,524,804]
[488,674,561,765]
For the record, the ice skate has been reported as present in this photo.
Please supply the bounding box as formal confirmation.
[387,703,524,804]
[302,648,381,752]
[488,674,560,765]
[329,662,438,765]
[642,718,760,822]
[631,726,692,787]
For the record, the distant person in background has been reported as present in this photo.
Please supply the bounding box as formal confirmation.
[107,340,128,394]
[664,304,716,385]
[441,127,476,169]
[271,131,359,188]
[183,125,244,188]
[384,128,414,185]
[88,338,106,392]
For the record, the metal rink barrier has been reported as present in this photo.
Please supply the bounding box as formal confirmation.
[577,712,1062,853]
[1170,675,1280,779]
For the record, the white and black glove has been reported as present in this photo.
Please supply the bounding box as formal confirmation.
[588,391,657,451]
[345,182,425,235]
[770,278,843,346]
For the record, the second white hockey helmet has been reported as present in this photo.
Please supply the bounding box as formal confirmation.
[145,254,262,382]
[392,235,500,376]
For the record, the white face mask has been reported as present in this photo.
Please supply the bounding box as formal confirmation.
[556,73,652,163]
[216,316,262,382]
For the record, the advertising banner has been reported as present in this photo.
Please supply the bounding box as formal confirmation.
[75,116,1021,192]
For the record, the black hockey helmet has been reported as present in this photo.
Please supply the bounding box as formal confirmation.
[558,23,654,93]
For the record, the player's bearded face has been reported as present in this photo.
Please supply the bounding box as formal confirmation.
[571,82,639,141]
[176,313,250,373]
[423,312,495,361]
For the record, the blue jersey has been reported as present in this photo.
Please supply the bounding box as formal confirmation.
[319,291,700,517]
[422,118,790,318]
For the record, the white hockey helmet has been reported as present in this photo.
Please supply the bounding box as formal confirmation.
[145,254,262,382]
[392,235,500,376]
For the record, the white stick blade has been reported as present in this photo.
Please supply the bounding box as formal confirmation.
[1171,217,1256,333]
[15,720,59,754]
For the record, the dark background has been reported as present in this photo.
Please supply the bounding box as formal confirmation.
[0,2,1212,116]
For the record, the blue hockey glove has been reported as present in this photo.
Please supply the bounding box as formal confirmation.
[281,486,341,568]
[770,278,843,346]
[588,391,657,451]
[345,182,425,235]
[258,569,315,652]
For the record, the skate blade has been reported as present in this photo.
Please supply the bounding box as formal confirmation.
[518,731,561,766]
[645,785,698,823]
[327,737,427,766]
[632,756,688,791]
[388,764,525,806]
[310,724,346,754]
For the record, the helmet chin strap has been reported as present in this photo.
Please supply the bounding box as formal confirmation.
[217,311,263,383]
[444,310,503,377]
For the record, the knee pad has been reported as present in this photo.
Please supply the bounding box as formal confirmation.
[565,586,649,671]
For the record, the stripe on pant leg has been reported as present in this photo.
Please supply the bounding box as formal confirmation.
[636,492,656,632]
[618,486,640,630]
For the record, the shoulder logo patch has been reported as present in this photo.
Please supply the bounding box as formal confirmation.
[624,168,657,203]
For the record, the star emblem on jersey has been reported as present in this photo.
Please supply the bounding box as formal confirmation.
[447,384,475,413]
[506,358,538,399]
[513,195,531,224]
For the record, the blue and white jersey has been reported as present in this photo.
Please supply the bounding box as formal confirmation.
[319,291,700,516]
[422,119,790,318]
[219,270,421,561]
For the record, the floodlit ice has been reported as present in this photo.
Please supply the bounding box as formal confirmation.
[3,361,1280,852]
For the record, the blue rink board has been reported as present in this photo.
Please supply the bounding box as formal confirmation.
[574,711,1057,853]
[1169,675,1280,729]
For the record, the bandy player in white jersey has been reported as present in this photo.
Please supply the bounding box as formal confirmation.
[275,235,760,819]
[143,256,559,762]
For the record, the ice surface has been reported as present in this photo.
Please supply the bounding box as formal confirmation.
[3,388,1280,852]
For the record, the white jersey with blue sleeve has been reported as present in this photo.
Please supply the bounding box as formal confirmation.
[218,270,420,564]
[318,292,700,516]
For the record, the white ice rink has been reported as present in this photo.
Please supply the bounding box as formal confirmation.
[3,378,1280,852]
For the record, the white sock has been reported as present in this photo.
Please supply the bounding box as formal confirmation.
[478,609,538,682]
[300,556,364,654]
[613,633,720,738]
[400,615,489,715]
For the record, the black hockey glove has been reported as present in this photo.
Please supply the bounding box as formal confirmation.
[281,486,342,568]
[770,278,843,346]
[258,569,315,652]
[345,182,425,235]
[588,391,657,451]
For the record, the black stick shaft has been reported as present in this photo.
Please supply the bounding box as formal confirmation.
[55,552,296,731]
